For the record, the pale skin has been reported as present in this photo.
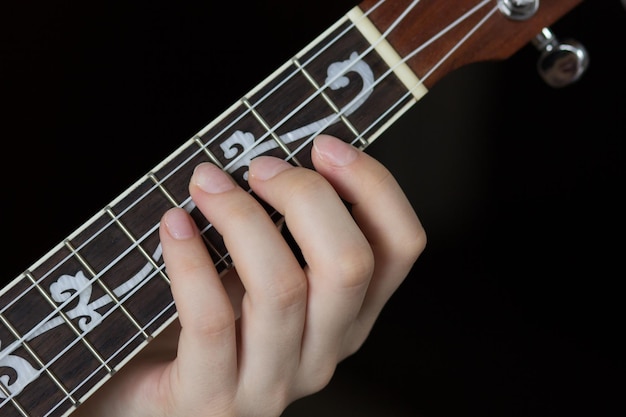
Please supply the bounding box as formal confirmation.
[74,134,426,417]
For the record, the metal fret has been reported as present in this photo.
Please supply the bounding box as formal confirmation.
[63,238,150,341]
[241,97,303,167]
[347,6,426,101]
[1,7,412,414]
[105,206,170,287]
[295,15,417,149]
[25,271,112,375]
[292,57,367,148]
[0,314,76,407]
[0,353,29,417]
[149,141,233,272]
[148,171,230,270]
[148,172,180,208]
[197,224,233,273]
[193,135,224,168]
[1,0,586,414]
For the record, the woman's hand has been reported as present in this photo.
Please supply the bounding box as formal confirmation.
[75,134,425,417]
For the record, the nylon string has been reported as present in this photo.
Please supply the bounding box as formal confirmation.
[1,1,495,411]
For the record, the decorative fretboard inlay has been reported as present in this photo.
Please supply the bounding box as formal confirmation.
[1,44,397,407]
[3,0,508,413]
[219,51,374,181]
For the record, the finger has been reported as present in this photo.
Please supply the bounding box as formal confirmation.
[311,135,426,353]
[248,155,374,392]
[159,207,237,408]
[188,162,307,407]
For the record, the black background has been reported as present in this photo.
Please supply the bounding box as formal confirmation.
[2,1,624,416]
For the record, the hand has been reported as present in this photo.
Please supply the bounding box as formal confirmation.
[74,134,426,417]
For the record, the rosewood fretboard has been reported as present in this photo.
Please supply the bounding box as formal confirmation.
[0,0,581,415]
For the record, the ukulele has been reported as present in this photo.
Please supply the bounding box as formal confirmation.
[0,1,588,415]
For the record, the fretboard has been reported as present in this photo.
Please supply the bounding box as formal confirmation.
[0,0,581,415]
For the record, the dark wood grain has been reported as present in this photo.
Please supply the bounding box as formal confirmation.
[362,0,583,88]
[0,1,587,415]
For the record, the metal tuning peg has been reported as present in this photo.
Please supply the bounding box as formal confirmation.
[531,27,589,88]
[497,0,539,20]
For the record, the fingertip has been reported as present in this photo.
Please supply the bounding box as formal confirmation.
[249,156,293,181]
[313,135,359,167]
[162,207,197,240]
[191,162,236,194]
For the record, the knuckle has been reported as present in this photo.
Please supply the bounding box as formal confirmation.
[192,308,235,339]
[240,386,290,417]
[306,362,337,394]
[171,257,212,277]
[264,275,308,312]
[399,223,427,264]
[335,242,375,287]
[291,362,337,400]
[341,323,371,358]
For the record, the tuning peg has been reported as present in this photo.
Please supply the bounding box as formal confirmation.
[531,27,589,88]
[497,0,538,20]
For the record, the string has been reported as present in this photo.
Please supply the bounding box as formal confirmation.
[286,0,495,159]
[0,0,387,324]
[199,0,422,176]
[1,0,495,410]
[3,1,493,407]
[0,0,394,403]
[0,0,389,342]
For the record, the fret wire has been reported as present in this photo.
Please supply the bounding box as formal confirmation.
[193,136,224,168]
[0,376,29,417]
[0,219,164,370]
[63,239,150,342]
[241,97,303,167]
[292,57,366,147]
[148,172,228,267]
[196,0,386,151]
[48,289,179,417]
[197,222,233,271]
[1,252,172,413]
[1,1,481,372]
[356,2,496,147]
[105,206,170,287]
[0,314,78,406]
[282,2,494,163]
[202,234,232,272]
[0,1,385,319]
[213,15,411,175]
[2,2,500,412]
[25,262,172,417]
[149,1,385,211]
[0,384,11,403]
[187,140,235,269]
[195,4,398,176]
[25,271,112,374]
[148,172,180,208]
[26,0,415,319]
[166,194,236,272]
[3,4,495,409]
[0,0,385,324]
[348,4,425,100]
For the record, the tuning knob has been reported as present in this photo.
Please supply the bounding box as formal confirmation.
[498,0,538,20]
[532,27,589,88]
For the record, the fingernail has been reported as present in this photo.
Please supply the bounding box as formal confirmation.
[192,162,235,194]
[313,135,358,167]
[249,156,292,180]
[164,208,195,240]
